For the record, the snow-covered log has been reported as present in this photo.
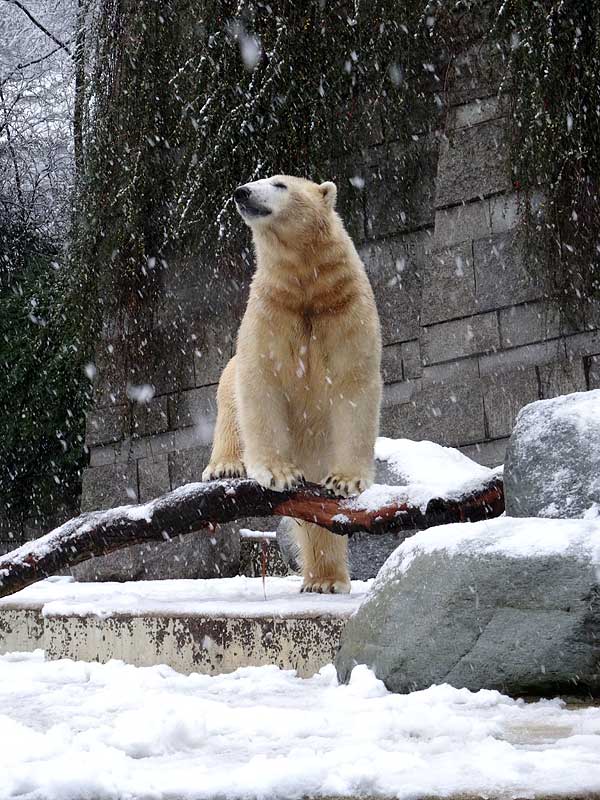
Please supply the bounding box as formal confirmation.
[0,477,504,598]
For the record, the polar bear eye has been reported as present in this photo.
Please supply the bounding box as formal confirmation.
[272,182,287,190]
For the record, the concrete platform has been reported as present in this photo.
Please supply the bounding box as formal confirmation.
[0,576,370,677]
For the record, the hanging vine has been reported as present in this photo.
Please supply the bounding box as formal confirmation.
[498,0,600,325]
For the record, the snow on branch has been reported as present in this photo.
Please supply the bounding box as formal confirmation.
[2,0,72,56]
[0,477,504,599]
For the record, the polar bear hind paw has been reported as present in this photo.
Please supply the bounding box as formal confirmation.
[301,577,351,594]
[201,460,246,482]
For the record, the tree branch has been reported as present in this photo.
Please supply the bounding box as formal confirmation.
[0,477,504,599]
[2,0,72,57]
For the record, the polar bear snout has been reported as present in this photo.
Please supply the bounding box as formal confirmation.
[234,183,273,221]
[233,185,250,202]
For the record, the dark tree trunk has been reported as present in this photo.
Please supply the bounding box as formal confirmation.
[0,477,504,598]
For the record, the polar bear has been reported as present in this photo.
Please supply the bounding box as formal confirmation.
[202,175,382,593]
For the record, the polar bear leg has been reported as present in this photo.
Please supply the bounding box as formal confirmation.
[202,357,246,481]
[294,519,351,594]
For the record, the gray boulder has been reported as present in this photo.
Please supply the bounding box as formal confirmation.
[71,524,239,582]
[335,515,600,696]
[505,389,600,518]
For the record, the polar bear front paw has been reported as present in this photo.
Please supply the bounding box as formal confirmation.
[247,463,305,492]
[323,472,371,498]
[202,460,246,482]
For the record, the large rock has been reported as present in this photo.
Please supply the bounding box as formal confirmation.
[335,515,600,696]
[505,389,600,518]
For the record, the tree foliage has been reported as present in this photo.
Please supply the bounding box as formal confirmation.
[78,0,457,324]
[0,220,92,519]
[498,0,600,323]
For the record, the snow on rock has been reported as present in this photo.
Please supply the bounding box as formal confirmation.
[336,515,600,696]
[505,388,600,518]
[353,437,498,513]
[0,576,371,619]
[375,514,600,582]
[1,650,600,800]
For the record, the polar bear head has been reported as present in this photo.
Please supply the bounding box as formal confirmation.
[233,175,337,240]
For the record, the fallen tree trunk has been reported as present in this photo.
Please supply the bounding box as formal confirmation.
[0,477,504,599]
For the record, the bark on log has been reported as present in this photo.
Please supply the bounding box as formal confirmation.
[0,477,504,599]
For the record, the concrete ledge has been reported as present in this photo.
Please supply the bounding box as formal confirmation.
[41,613,347,677]
[0,576,369,677]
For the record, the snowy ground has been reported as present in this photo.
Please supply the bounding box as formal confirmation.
[0,575,371,619]
[1,650,600,800]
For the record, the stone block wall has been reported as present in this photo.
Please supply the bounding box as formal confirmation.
[81,43,598,508]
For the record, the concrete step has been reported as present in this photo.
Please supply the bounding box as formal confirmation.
[0,576,370,677]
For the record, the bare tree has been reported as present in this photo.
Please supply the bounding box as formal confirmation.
[0,0,76,237]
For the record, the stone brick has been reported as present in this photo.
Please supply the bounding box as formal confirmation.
[163,277,247,337]
[138,454,171,503]
[434,192,524,250]
[422,356,479,387]
[435,120,509,209]
[380,381,485,447]
[80,462,138,512]
[381,379,421,408]
[587,354,600,389]
[488,191,528,235]
[499,301,561,349]
[131,395,169,439]
[479,338,565,376]
[421,241,476,325]
[448,96,503,130]
[117,318,196,398]
[474,231,543,311]
[564,330,600,360]
[421,312,499,365]
[381,343,403,384]
[460,437,509,469]
[435,200,489,250]
[401,339,422,380]
[538,359,587,399]
[145,344,196,396]
[193,325,234,387]
[108,426,207,465]
[85,405,126,447]
[448,43,503,106]
[89,445,118,467]
[334,157,369,243]
[365,139,437,238]
[360,230,431,344]
[168,385,217,441]
[482,367,539,439]
[169,445,212,489]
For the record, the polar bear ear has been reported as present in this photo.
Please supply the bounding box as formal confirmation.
[319,181,337,209]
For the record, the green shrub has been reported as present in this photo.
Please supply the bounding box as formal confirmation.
[0,220,93,520]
